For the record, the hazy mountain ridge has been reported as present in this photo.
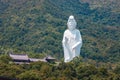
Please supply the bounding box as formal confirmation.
[0,0,120,62]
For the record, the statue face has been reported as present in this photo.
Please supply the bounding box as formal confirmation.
[67,15,76,31]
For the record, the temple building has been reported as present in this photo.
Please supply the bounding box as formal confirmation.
[9,54,30,64]
[9,53,56,64]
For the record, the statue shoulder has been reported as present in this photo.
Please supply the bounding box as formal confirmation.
[75,29,80,33]
[64,29,69,33]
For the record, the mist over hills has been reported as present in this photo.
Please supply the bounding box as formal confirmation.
[0,0,120,62]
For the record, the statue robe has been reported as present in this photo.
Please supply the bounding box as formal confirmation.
[62,29,82,62]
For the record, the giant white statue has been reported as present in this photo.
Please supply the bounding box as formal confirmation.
[62,15,82,62]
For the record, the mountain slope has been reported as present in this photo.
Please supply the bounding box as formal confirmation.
[0,0,120,62]
[81,0,120,13]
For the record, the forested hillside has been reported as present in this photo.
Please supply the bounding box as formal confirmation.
[0,0,120,80]
[0,0,120,62]
[0,56,120,80]
[81,0,120,12]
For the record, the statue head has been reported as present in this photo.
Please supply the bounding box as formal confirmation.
[67,15,77,31]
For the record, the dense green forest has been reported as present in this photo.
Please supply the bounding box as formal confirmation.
[0,0,120,79]
[0,0,120,61]
[0,55,120,80]
[81,0,120,11]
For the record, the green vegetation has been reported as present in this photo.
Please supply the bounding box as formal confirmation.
[0,55,120,80]
[0,0,120,79]
[81,0,120,12]
[0,0,120,62]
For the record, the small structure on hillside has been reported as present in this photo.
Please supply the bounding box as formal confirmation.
[29,58,47,62]
[9,54,30,64]
[45,56,56,63]
[9,54,56,64]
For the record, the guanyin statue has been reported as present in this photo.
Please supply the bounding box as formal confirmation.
[62,15,82,62]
